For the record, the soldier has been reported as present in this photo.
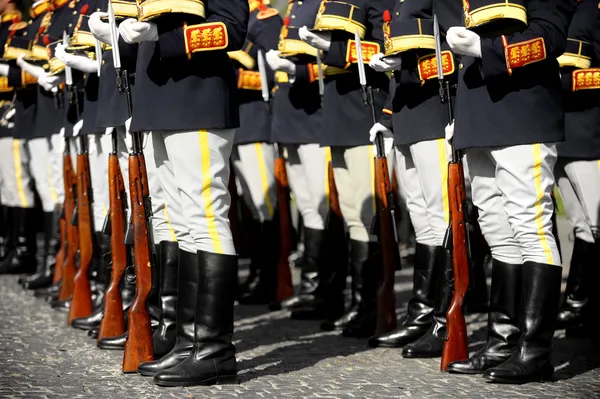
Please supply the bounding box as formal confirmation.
[299,0,395,337]
[232,0,281,305]
[553,0,600,335]
[265,0,331,317]
[366,0,454,357]
[117,0,249,386]
[443,0,576,384]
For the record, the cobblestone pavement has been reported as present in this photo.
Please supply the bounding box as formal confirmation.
[1,220,599,399]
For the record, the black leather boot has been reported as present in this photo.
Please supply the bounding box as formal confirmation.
[447,259,522,374]
[153,250,238,387]
[137,249,200,376]
[341,241,380,338]
[402,247,452,358]
[22,210,60,289]
[0,207,36,274]
[483,262,561,384]
[148,245,161,327]
[238,219,278,305]
[368,243,437,347]
[270,228,325,312]
[0,205,12,261]
[34,283,60,299]
[98,332,127,350]
[88,327,99,339]
[556,238,593,330]
[152,241,179,358]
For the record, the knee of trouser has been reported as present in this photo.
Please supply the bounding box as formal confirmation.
[489,244,524,265]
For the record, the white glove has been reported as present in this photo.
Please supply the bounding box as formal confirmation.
[16,55,46,79]
[104,127,114,135]
[89,12,112,45]
[73,119,84,136]
[38,74,63,91]
[369,122,393,142]
[119,18,158,43]
[124,118,149,151]
[88,134,97,155]
[265,50,296,75]
[299,26,331,51]
[444,122,454,163]
[0,64,9,76]
[369,53,402,72]
[5,108,15,121]
[446,27,481,58]
[55,43,98,73]
[59,128,66,153]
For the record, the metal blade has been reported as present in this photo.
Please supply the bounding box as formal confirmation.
[354,29,367,87]
[63,31,73,85]
[257,49,269,103]
[316,50,324,97]
[433,14,444,81]
[95,39,102,77]
[108,2,121,69]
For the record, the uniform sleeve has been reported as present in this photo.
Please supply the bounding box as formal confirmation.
[7,66,37,87]
[253,14,283,52]
[158,0,249,59]
[379,86,394,131]
[480,0,577,79]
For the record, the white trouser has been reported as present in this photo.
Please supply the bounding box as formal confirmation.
[25,137,60,212]
[285,143,328,231]
[0,138,34,208]
[331,145,378,243]
[152,129,235,254]
[466,144,560,266]
[395,139,449,247]
[231,142,277,223]
[49,133,64,204]
[88,133,111,231]
[555,158,600,243]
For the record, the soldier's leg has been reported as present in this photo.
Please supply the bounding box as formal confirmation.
[49,133,64,205]
[232,143,279,304]
[0,137,15,261]
[369,146,438,348]
[479,144,561,383]
[554,159,596,330]
[89,134,111,232]
[25,137,57,213]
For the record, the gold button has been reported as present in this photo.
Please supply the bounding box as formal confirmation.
[459,63,463,70]
[73,11,77,14]
[298,1,302,3]
[291,15,296,18]
[395,12,400,16]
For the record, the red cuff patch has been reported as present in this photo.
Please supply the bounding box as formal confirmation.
[184,22,229,56]
[417,51,455,81]
[572,68,600,91]
[504,37,546,72]
[346,40,380,64]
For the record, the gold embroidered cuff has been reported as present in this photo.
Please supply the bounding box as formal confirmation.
[184,22,228,56]
[464,1,527,30]
[417,51,455,81]
[572,68,600,91]
[237,69,262,90]
[0,77,13,92]
[346,40,379,64]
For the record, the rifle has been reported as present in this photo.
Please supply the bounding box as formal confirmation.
[108,3,154,372]
[57,139,79,301]
[97,130,128,341]
[258,49,293,301]
[53,205,66,284]
[435,15,469,371]
[66,30,95,324]
[354,30,399,335]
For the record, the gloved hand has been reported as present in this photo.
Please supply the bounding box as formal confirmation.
[55,43,98,73]
[104,126,114,135]
[119,18,158,43]
[73,119,84,136]
[16,55,46,79]
[446,27,481,58]
[124,117,149,152]
[370,123,394,157]
[88,134,97,155]
[369,53,402,72]
[266,50,296,75]
[38,74,63,91]
[299,26,331,51]
[444,122,454,163]
[89,12,112,45]
[59,127,66,153]
[0,63,9,77]
[4,107,15,121]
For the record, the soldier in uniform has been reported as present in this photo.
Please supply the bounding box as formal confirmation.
[443,0,576,384]
[366,0,454,357]
[265,0,331,316]
[553,0,600,335]
[232,0,281,305]
[299,0,395,338]
[117,0,249,386]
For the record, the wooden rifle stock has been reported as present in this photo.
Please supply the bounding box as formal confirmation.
[327,161,344,236]
[122,148,154,372]
[441,161,470,371]
[373,155,399,335]
[98,153,127,341]
[58,151,79,301]
[69,152,94,324]
[53,206,66,284]
[274,146,294,301]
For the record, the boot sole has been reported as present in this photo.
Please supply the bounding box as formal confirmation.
[138,369,158,377]
[154,375,237,387]
[483,370,554,384]
[402,352,442,359]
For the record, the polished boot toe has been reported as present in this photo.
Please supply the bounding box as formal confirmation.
[153,352,237,387]
[88,327,99,339]
[482,355,554,384]
[321,309,359,331]
[97,333,127,350]
[368,324,429,348]
[138,346,193,377]
[34,284,59,298]
[401,334,443,358]
[447,353,507,375]
[23,274,53,290]
[51,299,71,312]
[71,307,103,330]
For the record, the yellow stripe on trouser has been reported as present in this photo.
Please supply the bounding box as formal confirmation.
[199,130,223,254]
[324,147,332,207]
[532,143,554,264]
[370,146,376,214]
[13,139,28,207]
[47,163,58,203]
[163,201,178,242]
[436,139,450,224]
[254,143,274,219]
